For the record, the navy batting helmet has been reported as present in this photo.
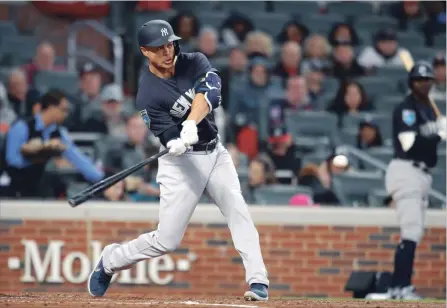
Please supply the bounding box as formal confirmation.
[138,20,181,55]
[408,61,435,87]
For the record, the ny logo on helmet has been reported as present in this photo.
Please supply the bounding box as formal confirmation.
[161,28,169,37]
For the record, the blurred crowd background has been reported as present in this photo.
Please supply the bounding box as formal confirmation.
[0,1,445,207]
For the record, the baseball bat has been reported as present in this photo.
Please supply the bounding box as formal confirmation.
[68,149,169,207]
[398,49,441,118]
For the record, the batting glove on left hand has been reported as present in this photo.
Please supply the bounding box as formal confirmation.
[180,120,199,146]
[167,138,187,156]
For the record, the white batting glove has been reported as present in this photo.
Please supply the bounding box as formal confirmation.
[166,138,187,156]
[180,120,199,146]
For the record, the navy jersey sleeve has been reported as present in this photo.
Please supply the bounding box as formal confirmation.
[192,52,214,81]
[393,104,440,149]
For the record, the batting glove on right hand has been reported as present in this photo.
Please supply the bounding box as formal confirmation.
[167,138,187,156]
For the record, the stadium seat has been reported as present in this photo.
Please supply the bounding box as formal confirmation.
[410,47,438,61]
[252,13,290,38]
[357,30,373,46]
[355,15,398,32]
[374,95,404,113]
[338,130,358,147]
[217,1,266,14]
[210,57,229,71]
[285,110,338,139]
[300,14,346,35]
[367,189,389,207]
[356,76,399,99]
[432,170,446,195]
[0,21,17,39]
[273,1,320,15]
[300,150,332,166]
[172,1,216,12]
[332,171,384,206]
[0,35,38,66]
[366,146,394,165]
[397,31,425,49]
[34,71,79,95]
[253,184,313,205]
[375,66,408,80]
[341,113,392,139]
[327,2,374,17]
[0,67,11,85]
[433,34,446,49]
[196,11,228,29]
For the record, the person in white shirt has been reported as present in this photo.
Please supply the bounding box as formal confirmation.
[358,28,413,69]
[429,54,446,102]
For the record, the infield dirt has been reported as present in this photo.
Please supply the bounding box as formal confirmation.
[0,293,445,308]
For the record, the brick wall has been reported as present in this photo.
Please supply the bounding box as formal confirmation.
[1,218,445,298]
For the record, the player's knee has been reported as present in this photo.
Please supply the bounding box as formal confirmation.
[401,224,424,243]
[157,237,181,253]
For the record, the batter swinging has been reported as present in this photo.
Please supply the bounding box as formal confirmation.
[87,20,269,301]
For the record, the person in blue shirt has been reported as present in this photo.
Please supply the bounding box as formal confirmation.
[1,89,104,198]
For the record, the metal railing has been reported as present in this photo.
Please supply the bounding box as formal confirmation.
[67,20,123,89]
[337,145,446,204]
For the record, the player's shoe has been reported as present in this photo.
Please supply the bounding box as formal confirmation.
[399,285,423,300]
[365,287,398,300]
[244,283,268,301]
[87,245,116,297]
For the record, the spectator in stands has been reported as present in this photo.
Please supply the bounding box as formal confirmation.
[78,62,102,104]
[100,113,159,202]
[357,120,383,150]
[22,41,63,85]
[422,1,446,46]
[229,57,274,158]
[389,1,425,31]
[246,153,276,203]
[358,28,412,69]
[298,154,349,204]
[6,69,29,118]
[273,41,302,84]
[0,82,16,136]
[329,40,366,81]
[83,83,126,137]
[328,22,360,47]
[196,27,220,59]
[430,54,446,101]
[169,11,200,52]
[244,31,274,59]
[304,61,327,105]
[272,76,314,112]
[101,181,127,201]
[2,89,103,198]
[327,81,372,126]
[301,34,332,74]
[219,47,247,110]
[264,125,301,185]
[277,20,309,45]
[220,12,254,47]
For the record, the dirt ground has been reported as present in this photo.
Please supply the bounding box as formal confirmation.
[0,293,445,308]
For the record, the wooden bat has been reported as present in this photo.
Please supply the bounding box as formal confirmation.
[398,49,441,118]
[68,149,168,207]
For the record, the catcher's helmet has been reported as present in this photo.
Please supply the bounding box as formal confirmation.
[138,20,181,55]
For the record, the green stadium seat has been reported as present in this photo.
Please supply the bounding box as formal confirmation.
[410,47,438,61]
[252,13,290,38]
[357,30,373,46]
[341,113,392,139]
[433,34,446,49]
[374,95,404,113]
[355,15,398,32]
[339,130,358,147]
[375,66,408,80]
[397,31,425,49]
[197,12,228,29]
[273,1,320,14]
[332,172,384,207]
[217,1,266,14]
[0,21,17,38]
[285,110,338,139]
[356,76,399,99]
[0,35,38,66]
[327,2,374,16]
[34,71,79,95]
[253,184,313,205]
[300,14,345,35]
[366,146,393,165]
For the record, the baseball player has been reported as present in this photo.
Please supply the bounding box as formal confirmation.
[87,20,269,301]
[367,61,445,300]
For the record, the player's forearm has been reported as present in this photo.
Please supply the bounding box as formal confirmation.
[186,93,209,124]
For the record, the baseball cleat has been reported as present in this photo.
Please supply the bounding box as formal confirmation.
[399,285,423,300]
[244,283,268,301]
[87,247,114,297]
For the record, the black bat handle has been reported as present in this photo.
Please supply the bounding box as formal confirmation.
[68,149,169,207]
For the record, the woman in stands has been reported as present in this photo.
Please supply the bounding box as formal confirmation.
[327,81,373,127]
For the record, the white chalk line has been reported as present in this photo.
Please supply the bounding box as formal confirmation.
[181,301,259,308]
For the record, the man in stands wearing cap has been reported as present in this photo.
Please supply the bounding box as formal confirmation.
[83,83,127,138]
[358,28,413,69]
[66,62,103,131]
[429,54,446,101]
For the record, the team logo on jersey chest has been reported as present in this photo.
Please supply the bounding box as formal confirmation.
[170,89,195,118]
[140,109,150,129]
